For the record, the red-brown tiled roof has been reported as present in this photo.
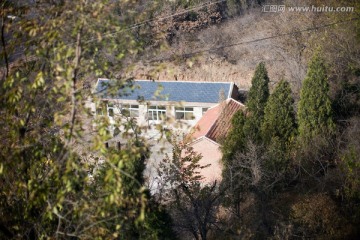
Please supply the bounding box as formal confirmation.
[191,105,221,140]
[190,98,245,144]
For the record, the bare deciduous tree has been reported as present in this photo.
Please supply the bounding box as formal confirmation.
[157,136,224,240]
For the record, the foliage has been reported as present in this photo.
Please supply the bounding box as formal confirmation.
[218,53,358,238]
[221,63,270,215]
[297,53,335,142]
[339,117,360,224]
[160,137,207,187]
[342,146,360,201]
[221,110,247,165]
[158,137,222,240]
[0,0,167,239]
[291,193,352,239]
[220,110,246,213]
[174,0,206,9]
[243,62,270,142]
[262,80,296,145]
[140,200,178,240]
[225,0,243,17]
[262,80,296,175]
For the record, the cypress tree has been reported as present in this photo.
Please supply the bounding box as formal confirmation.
[262,80,296,145]
[297,53,335,141]
[243,62,270,141]
[261,80,296,173]
[221,110,247,215]
[221,110,247,166]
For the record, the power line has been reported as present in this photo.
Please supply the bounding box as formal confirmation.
[147,17,360,63]
[9,0,227,57]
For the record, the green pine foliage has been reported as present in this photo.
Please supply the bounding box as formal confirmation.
[221,62,269,213]
[297,53,335,141]
[243,62,270,141]
[221,110,247,166]
[261,80,296,174]
[220,110,246,214]
[262,80,296,145]
[140,201,178,240]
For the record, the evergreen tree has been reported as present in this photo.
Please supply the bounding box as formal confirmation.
[261,80,296,174]
[262,80,296,145]
[222,110,247,165]
[221,110,246,215]
[297,53,335,141]
[243,62,270,141]
[221,62,269,214]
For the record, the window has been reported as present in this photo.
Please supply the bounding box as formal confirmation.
[96,101,108,116]
[175,107,194,120]
[107,103,114,117]
[202,108,209,115]
[108,108,114,117]
[96,103,106,116]
[122,104,139,117]
[116,141,121,151]
[96,107,104,116]
[148,106,166,121]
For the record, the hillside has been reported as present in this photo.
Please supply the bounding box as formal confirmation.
[129,3,333,95]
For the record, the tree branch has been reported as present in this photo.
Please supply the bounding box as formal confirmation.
[67,29,82,143]
[1,6,9,79]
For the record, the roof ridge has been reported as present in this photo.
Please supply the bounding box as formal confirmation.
[206,97,244,111]
[134,79,234,85]
[205,98,245,142]
[226,98,246,107]
[190,135,221,146]
[97,78,235,85]
[95,79,237,104]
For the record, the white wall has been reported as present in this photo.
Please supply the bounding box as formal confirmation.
[88,100,218,135]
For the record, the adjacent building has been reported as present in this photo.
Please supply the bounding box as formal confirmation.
[189,98,245,183]
[91,78,240,129]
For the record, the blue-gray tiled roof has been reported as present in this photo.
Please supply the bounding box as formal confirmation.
[95,79,233,103]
